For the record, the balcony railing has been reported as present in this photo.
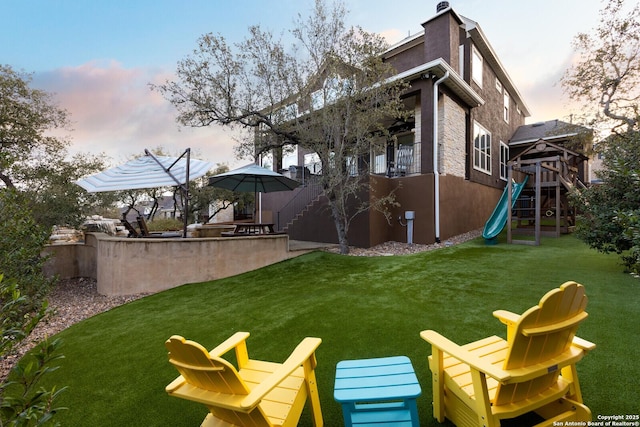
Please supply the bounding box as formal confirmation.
[373,141,422,177]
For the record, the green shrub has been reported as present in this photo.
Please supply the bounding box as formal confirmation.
[572,131,640,274]
[0,191,54,335]
[1,337,67,426]
[0,190,65,426]
[146,218,183,232]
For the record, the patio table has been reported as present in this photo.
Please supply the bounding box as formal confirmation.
[221,223,277,236]
[334,355,421,426]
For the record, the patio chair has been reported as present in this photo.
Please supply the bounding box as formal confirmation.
[165,332,323,427]
[120,215,140,238]
[136,215,152,237]
[421,281,595,427]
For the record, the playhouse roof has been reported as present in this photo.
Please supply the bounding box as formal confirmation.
[510,120,590,146]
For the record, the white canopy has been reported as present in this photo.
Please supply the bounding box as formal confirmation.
[76,153,214,193]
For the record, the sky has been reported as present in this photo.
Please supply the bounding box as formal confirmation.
[1,0,603,169]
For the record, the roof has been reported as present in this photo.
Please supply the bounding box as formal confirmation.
[509,120,591,146]
[389,58,485,108]
[383,5,531,117]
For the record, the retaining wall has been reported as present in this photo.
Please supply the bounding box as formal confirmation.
[43,233,293,296]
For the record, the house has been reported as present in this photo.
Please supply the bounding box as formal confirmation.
[260,2,589,247]
[120,195,181,223]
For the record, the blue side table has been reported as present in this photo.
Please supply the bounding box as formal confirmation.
[334,356,421,427]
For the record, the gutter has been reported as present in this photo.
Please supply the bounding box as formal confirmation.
[389,58,483,108]
[433,71,449,244]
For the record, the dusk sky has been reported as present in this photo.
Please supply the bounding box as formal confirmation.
[2,0,603,169]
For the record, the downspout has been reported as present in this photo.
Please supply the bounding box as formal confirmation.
[432,71,449,243]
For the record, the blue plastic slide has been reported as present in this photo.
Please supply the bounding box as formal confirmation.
[482,176,529,241]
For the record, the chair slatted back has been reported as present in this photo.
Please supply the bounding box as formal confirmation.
[165,336,250,394]
[136,216,151,237]
[166,336,275,426]
[494,281,588,406]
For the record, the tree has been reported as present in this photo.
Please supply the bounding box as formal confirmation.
[1,65,112,228]
[22,152,118,229]
[562,0,640,274]
[155,0,407,253]
[0,65,68,191]
[562,0,640,133]
[189,165,254,223]
[570,133,640,274]
[0,192,66,426]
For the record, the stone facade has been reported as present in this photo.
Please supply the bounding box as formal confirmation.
[440,94,467,178]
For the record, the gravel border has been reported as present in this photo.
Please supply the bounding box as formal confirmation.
[324,228,483,256]
[1,229,482,381]
[0,278,148,382]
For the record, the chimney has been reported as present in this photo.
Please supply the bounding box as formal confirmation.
[436,1,450,12]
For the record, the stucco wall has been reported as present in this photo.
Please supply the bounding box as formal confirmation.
[44,233,293,296]
[43,233,97,279]
[439,174,502,238]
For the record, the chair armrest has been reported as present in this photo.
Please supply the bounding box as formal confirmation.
[572,336,596,352]
[208,332,251,358]
[493,310,520,341]
[166,375,186,393]
[421,330,511,382]
[240,337,322,409]
[493,310,519,325]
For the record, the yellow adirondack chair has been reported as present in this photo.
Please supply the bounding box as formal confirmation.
[165,332,323,427]
[421,281,596,427]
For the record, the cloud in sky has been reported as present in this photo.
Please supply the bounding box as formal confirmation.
[6,0,604,170]
[32,62,241,167]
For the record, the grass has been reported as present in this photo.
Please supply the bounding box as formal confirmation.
[33,234,639,426]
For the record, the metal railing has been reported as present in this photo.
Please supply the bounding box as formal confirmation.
[372,142,422,177]
[276,175,324,231]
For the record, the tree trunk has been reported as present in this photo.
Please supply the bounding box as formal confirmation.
[329,201,350,255]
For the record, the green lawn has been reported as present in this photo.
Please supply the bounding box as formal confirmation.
[34,234,639,426]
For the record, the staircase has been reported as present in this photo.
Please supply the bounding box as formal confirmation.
[276,176,324,231]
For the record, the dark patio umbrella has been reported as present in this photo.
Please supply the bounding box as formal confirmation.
[208,164,300,222]
[208,164,300,192]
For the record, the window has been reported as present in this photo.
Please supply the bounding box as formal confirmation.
[500,141,509,180]
[304,153,321,174]
[346,156,358,176]
[472,46,483,87]
[503,91,510,123]
[282,144,298,170]
[282,103,298,120]
[373,152,386,174]
[310,75,355,110]
[495,78,502,93]
[473,122,491,174]
[310,89,323,110]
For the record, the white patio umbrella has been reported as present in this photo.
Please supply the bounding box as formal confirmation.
[76,150,213,192]
[208,164,300,223]
[76,149,214,237]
